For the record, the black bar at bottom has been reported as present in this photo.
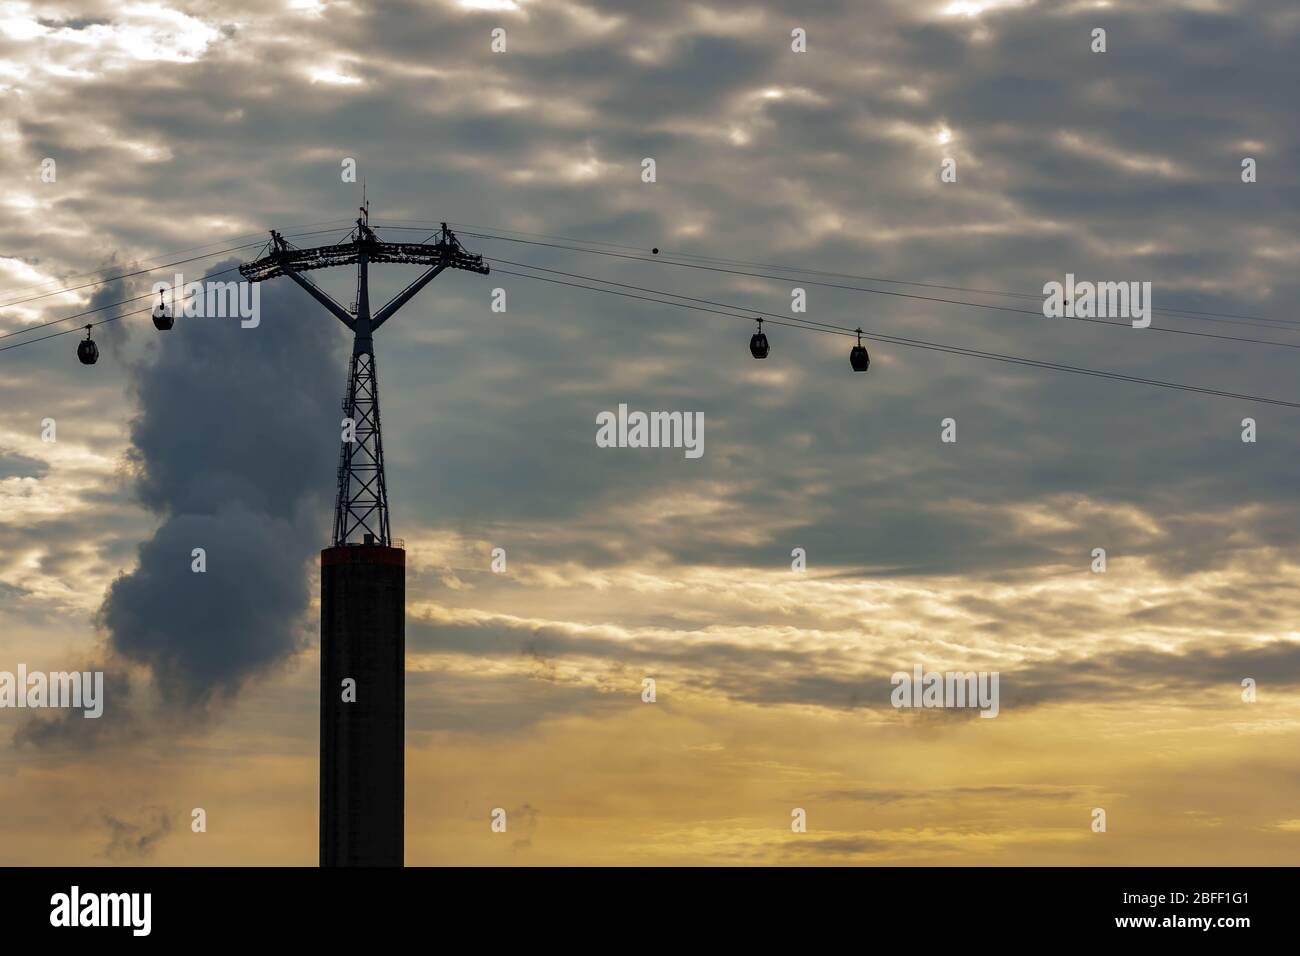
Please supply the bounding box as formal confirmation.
[1,866,1286,942]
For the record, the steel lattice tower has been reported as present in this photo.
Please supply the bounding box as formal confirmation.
[333,350,390,546]
[240,209,489,866]
[241,212,489,546]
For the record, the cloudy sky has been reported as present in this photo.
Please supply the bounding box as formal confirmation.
[2,0,1299,865]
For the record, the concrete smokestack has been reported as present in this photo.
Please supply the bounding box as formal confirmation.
[319,543,405,866]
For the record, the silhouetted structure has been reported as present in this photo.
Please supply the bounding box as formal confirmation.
[319,541,404,865]
[240,208,489,866]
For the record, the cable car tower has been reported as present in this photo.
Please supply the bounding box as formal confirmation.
[239,207,489,868]
[239,207,490,547]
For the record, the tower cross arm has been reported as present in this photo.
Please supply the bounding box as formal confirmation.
[239,231,358,330]
[369,231,490,329]
[371,262,447,330]
[280,269,358,331]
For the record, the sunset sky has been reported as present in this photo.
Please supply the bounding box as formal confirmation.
[2,0,1299,865]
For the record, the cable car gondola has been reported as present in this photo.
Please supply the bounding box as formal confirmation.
[151,291,174,331]
[749,318,770,359]
[849,328,870,372]
[76,325,99,365]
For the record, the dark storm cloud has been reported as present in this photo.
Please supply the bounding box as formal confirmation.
[97,263,343,710]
